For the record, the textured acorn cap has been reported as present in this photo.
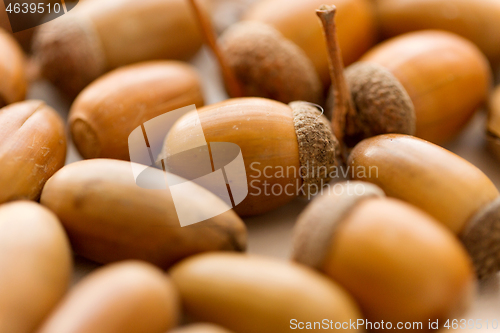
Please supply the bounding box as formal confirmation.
[461,197,500,279]
[289,101,340,195]
[293,181,385,268]
[219,21,322,104]
[342,62,416,148]
[32,16,106,98]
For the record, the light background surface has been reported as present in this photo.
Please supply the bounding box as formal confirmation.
[29,44,500,329]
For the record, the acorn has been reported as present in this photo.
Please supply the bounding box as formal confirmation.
[0,100,66,204]
[293,181,476,330]
[32,0,209,97]
[37,261,179,333]
[159,97,340,217]
[40,159,247,268]
[244,0,377,86]
[374,0,500,65]
[69,61,204,160]
[169,253,364,333]
[0,201,72,333]
[187,0,322,104]
[360,30,491,144]
[0,28,27,107]
[317,5,415,151]
[487,85,500,161]
[349,134,500,278]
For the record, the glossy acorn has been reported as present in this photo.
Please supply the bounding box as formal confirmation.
[69,61,204,160]
[360,30,491,144]
[349,134,500,278]
[160,97,340,216]
[293,182,476,331]
[40,159,247,268]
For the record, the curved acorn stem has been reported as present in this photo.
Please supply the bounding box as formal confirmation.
[187,0,244,98]
[316,5,356,148]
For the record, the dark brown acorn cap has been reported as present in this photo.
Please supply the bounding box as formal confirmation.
[32,16,107,98]
[461,197,500,279]
[342,62,416,148]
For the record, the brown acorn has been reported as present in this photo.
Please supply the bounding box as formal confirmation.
[187,0,322,104]
[32,0,209,97]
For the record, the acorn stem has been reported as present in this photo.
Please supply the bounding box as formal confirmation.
[316,5,356,146]
[187,0,243,98]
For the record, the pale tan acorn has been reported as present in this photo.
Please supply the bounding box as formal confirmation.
[169,253,364,333]
[0,201,72,333]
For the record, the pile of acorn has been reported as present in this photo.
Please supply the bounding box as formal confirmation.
[2,0,500,332]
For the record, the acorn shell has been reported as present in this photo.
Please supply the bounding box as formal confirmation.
[219,22,322,104]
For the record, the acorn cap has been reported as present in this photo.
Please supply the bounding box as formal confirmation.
[219,21,322,104]
[289,101,339,196]
[32,16,106,98]
[293,181,385,268]
[461,197,500,279]
[343,62,416,147]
